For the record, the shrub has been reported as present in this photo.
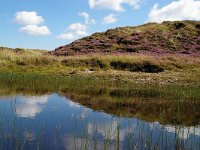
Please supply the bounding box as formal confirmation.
[16,60,27,66]
[89,58,107,69]
[173,22,186,30]
[195,24,200,29]
[61,58,108,69]
[110,61,164,73]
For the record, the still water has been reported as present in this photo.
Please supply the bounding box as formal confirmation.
[0,77,200,149]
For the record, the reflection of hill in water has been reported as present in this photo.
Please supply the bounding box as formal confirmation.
[60,90,200,126]
[0,76,200,126]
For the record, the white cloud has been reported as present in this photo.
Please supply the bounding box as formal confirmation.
[57,33,75,40]
[148,0,200,23]
[14,11,51,36]
[57,12,95,41]
[57,23,88,40]
[76,29,88,36]
[88,0,141,11]
[103,14,118,24]
[79,12,96,24]
[68,23,87,31]
[19,25,51,36]
[15,11,44,25]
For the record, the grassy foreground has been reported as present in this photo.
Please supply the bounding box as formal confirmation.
[0,47,200,85]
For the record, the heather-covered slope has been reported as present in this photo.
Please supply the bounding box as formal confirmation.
[52,21,200,56]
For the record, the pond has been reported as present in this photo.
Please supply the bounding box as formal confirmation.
[0,75,199,150]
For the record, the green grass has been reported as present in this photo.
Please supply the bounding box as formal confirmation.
[0,47,200,85]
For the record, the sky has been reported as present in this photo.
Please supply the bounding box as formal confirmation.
[0,0,200,50]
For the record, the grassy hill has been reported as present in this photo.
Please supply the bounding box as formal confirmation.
[0,21,200,85]
[52,21,200,56]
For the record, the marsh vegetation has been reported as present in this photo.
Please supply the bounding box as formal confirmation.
[0,75,199,149]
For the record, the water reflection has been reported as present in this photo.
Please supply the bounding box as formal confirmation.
[64,93,200,126]
[0,90,199,149]
[23,130,36,141]
[15,95,50,118]
[162,125,200,140]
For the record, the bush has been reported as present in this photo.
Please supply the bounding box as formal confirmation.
[16,60,27,66]
[110,61,164,73]
[195,24,200,29]
[173,23,186,30]
[61,58,108,69]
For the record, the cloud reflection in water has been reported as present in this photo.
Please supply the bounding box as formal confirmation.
[15,95,50,118]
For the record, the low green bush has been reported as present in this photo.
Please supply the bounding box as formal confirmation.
[110,61,164,73]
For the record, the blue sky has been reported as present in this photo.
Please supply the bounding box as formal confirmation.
[0,0,200,50]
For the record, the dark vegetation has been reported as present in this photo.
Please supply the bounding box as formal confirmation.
[110,61,164,73]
